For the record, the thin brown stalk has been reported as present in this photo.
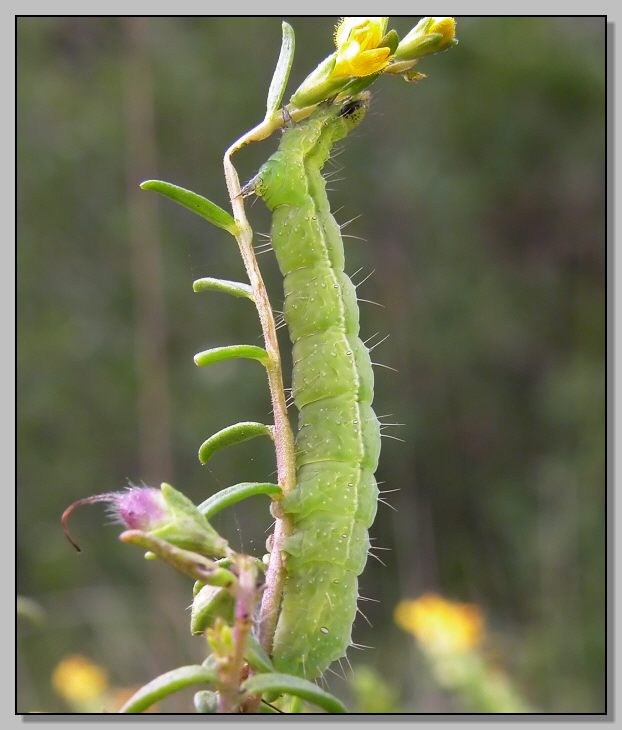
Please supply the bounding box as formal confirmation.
[222,115,302,656]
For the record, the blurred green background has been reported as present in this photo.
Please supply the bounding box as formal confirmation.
[17,16,605,713]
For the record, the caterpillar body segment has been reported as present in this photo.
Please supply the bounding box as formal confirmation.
[253,96,381,679]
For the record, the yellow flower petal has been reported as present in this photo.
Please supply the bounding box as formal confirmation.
[334,17,388,50]
[394,593,484,654]
[429,16,456,45]
[51,655,108,703]
[332,44,391,79]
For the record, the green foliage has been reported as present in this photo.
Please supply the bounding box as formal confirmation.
[197,481,281,520]
[241,672,347,713]
[349,665,400,713]
[140,180,237,234]
[197,421,274,466]
[190,585,234,635]
[192,276,254,300]
[265,22,295,120]
[194,344,269,368]
[120,664,218,713]
[243,634,275,674]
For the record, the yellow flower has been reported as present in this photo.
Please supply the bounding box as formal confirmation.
[51,654,108,704]
[394,593,484,654]
[393,17,457,62]
[428,17,457,47]
[332,17,391,79]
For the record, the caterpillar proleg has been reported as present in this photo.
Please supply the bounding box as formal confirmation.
[251,94,381,679]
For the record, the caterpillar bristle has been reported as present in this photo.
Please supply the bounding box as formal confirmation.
[353,268,375,288]
[368,334,390,352]
[371,362,399,373]
[367,550,388,566]
[380,434,406,444]
[328,144,346,160]
[323,169,345,182]
[356,605,373,627]
[325,665,342,680]
[350,641,374,651]
[339,214,362,230]
[377,496,398,512]
[357,297,385,308]
[357,594,380,603]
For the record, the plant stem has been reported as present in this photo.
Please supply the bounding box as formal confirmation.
[217,557,258,713]
[223,109,313,656]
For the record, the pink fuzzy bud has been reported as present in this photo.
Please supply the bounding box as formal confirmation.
[62,486,168,552]
[113,487,168,530]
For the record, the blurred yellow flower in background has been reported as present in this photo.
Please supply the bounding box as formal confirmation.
[332,17,391,79]
[51,654,108,704]
[394,593,484,654]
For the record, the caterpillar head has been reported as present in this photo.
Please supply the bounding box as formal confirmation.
[250,93,370,210]
[336,91,370,134]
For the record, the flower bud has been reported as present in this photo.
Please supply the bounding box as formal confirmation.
[206,618,234,660]
[290,53,348,109]
[394,17,457,62]
[115,487,168,530]
[62,487,167,552]
[290,17,392,108]
[62,483,228,558]
[152,482,229,557]
[194,690,218,714]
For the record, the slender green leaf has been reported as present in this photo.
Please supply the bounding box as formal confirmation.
[265,22,295,119]
[120,665,218,713]
[140,179,237,234]
[242,672,347,714]
[193,276,254,300]
[194,344,269,368]
[198,422,273,466]
[198,482,281,520]
[244,633,275,674]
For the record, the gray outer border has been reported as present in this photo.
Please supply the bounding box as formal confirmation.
[9,3,614,729]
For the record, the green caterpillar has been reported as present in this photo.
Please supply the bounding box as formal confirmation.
[251,95,380,679]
